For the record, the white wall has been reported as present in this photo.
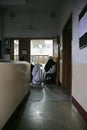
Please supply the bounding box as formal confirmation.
[59,0,87,112]
[72,0,87,112]
[0,61,30,129]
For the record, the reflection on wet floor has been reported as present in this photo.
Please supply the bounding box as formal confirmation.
[3,84,87,130]
[30,84,70,102]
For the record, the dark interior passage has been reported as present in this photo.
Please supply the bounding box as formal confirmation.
[3,84,87,130]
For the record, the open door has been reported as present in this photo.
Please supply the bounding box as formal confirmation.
[10,38,30,61]
[19,38,30,62]
[62,14,72,95]
[53,36,60,85]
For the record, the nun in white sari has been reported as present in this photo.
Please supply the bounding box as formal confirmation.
[32,63,42,85]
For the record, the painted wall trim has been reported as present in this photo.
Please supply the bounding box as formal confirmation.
[72,96,87,121]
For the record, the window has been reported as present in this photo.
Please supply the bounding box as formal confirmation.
[14,40,19,61]
[30,39,53,67]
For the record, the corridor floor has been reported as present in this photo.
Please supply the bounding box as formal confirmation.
[4,84,87,130]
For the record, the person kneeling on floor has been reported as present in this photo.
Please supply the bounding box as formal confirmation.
[32,63,42,86]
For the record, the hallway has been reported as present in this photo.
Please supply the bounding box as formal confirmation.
[3,84,87,130]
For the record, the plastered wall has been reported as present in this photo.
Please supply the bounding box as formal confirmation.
[0,61,30,129]
[72,0,87,112]
[59,0,87,112]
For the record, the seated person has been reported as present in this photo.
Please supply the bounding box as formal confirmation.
[32,63,42,85]
[30,63,34,82]
[44,56,56,84]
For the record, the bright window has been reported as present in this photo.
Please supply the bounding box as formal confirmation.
[14,40,19,61]
[30,39,53,67]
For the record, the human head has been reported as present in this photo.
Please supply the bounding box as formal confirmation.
[49,56,53,60]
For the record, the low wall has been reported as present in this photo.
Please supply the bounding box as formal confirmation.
[0,61,30,130]
[60,60,62,83]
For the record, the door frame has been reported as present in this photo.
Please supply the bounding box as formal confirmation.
[62,14,72,96]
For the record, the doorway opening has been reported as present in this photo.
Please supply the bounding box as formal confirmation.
[30,39,53,67]
[13,40,19,61]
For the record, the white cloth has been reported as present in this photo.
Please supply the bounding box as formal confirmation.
[32,64,42,85]
[44,64,56,82]
[45,64,56,74]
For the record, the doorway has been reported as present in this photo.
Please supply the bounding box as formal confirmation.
[30,39,53,67]
[62,14,72,95]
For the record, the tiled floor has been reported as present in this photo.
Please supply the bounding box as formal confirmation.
[4,84,87,130]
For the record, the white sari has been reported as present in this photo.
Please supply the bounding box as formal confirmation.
[32,64,42,85]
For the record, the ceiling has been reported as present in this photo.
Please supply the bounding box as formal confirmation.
[0,0,26,5]
[0,0,74,38]
[0,0,70,12]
